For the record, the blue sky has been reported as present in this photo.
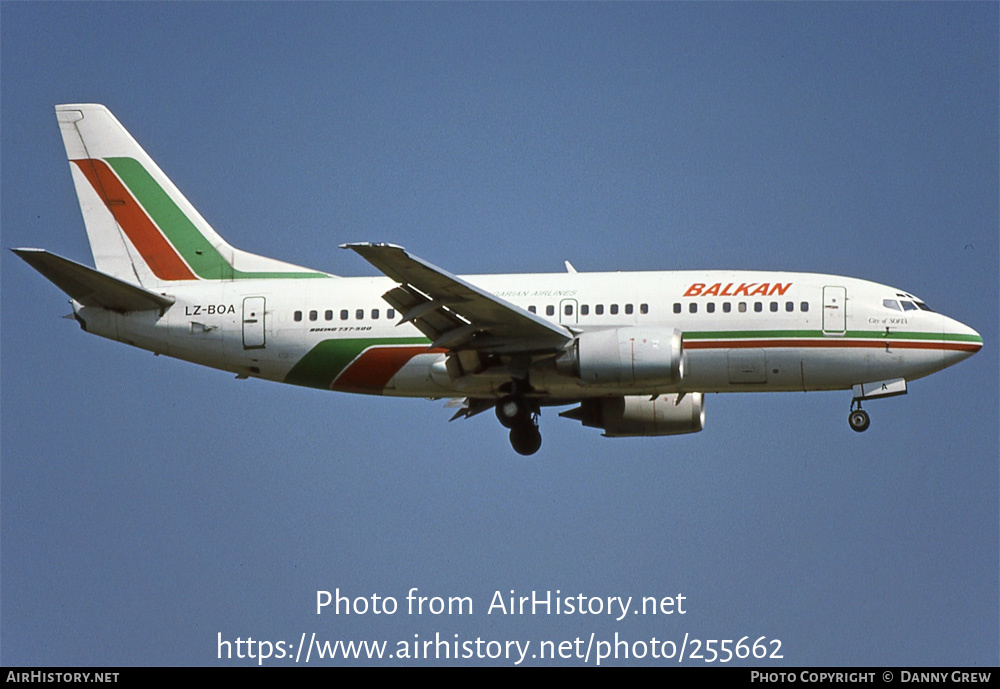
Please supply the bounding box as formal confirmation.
[2,2,997,666]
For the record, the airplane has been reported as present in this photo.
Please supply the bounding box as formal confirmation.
[13,104,983,455]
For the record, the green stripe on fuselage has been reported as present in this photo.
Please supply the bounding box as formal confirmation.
[106,157,326,280]
[285,337,431,389]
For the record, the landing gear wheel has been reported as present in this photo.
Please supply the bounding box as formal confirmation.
[848,409,870,433]
[509,421,542,456]
[495,396,528,429]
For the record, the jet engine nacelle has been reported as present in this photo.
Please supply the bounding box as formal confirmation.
[560,393,705,437]
[568,327,684,386]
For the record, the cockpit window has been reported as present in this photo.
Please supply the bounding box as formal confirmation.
[890,293,933,312]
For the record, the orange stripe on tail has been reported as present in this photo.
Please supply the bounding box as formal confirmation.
[72,159,196,281]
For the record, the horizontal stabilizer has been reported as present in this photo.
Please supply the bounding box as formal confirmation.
[12,248,175,312]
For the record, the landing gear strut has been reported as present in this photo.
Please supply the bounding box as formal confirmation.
[848,400,870,433]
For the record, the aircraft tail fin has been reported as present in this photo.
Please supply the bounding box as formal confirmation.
[55,104,331,285]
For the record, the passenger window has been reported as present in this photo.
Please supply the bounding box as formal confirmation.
[706,302,715,313]
[294,310,303,322]
[581,304,589,316]
[528,305,536,314]
[625,304,633,315]
[770,302,778,312]
[640,303,648,314]
[785,302,793,312]
[610,304,619,315]
[723,302,732,313]
[340,310,348,321]
[325,310,333,321]
[564,304,573,316]
[356,309,364,320]
[754,302,763,313]
[596,304,604,315]
[372,309,379,319]
[738,302,747,313]
[387,309,395,319]
[309,310,318,321]
[546,305,555,316]
[673,303,681,314]
[689,303,697,314]
[800,302,809,312]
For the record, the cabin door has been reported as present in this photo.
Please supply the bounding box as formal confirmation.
[242,296,266,349]
[822,286,847,335]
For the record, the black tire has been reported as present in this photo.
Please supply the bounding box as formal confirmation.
[495,396,527,429]
[509,423,542,456]
[848,409,870,433]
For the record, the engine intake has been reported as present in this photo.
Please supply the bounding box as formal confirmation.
[566,327,684,386]
[560,393,705,437]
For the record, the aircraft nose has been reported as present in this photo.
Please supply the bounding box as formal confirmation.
[944,317,982,358]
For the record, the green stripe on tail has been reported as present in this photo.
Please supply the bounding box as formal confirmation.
[106,157,327,280]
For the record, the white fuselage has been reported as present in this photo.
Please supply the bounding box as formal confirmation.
[74,269,981,401]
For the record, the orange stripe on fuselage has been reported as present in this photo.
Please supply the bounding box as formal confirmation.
[72,159,196,280]
[684,339,981,352]
[332,346,446,394]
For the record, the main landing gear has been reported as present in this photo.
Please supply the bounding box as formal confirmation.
[848,400,871,433]
[495,394,542,456]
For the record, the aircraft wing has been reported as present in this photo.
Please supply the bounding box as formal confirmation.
[341,243,572,353]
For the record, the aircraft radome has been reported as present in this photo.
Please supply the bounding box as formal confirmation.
[14,104,983,455]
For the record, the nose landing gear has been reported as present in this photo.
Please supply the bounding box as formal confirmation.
[847,378,907,432]
[848,405,871,433]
